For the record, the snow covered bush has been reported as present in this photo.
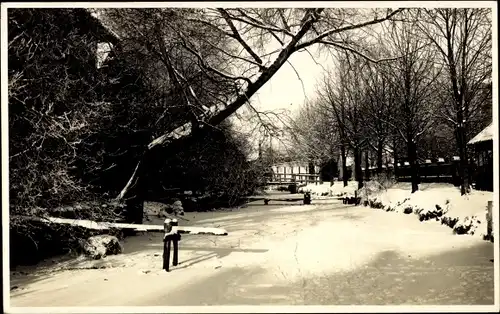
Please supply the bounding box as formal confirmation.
[416,204,448,222]
[403,206,413,214]
[369,199,384,209]
[359,182,493,240]
[441,216,459,228]
[79,235,123,260]
[358,175,396,201]
[453,216,481,235]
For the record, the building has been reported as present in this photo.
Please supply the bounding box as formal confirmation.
[270,161,320,183]
[468,123,493,191]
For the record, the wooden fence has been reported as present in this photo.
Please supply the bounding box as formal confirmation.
[269,173,321,185]
[363,160,490,191]
[360,161,461,185]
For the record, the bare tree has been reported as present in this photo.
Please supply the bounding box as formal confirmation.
[316,52,371,189]
[316,59,363,188]
[417,8,492,195]
[358,57,397,173]
[287,100,337,170]
[382,14,443,193]
[316,69,350,187]
[97,8,405,222]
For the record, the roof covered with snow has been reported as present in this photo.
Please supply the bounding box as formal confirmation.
[85,9,121,42]
[468,123,493,145]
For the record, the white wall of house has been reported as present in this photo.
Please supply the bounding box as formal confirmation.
[271,162,320,182]
[96,42,113,69]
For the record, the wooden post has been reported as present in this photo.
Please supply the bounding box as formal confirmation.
[172,219,179,266]
[303,192,311,205]
[163,218,172,272]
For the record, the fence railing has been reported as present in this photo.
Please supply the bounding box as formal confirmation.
[362,161,491,191]
[269,173,321,184]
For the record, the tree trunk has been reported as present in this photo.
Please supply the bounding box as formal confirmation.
[456,124,470,195]
[308,160,315,184]
[364,150,370,181]
[308,160,315,175]
[118,135,197,223]
[340,143,348,187]
[408,139,419,193]
[393,137,399,181]
[377,140,383,173]
[123,160,147,224]
[354,146,363,190]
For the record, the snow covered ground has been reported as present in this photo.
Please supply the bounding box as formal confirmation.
[9,199,494,307]
[358,182,494,239]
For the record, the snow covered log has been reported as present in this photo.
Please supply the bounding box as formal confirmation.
[169,226,228,236]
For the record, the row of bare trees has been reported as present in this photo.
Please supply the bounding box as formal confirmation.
[289,8,492,194]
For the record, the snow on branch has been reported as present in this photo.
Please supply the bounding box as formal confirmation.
[218,9,264,66]
[294,8,405,51]
[318,40,402,63]
[177,34,253,85]
[232,9,295,37]
[116,161,142,200]
[148,122,193,150]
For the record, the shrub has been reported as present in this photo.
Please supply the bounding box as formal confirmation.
[403,206,413,214]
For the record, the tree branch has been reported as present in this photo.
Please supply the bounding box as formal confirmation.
[295,8,405,51]
[218,9,264,66]
[319,40,402,63]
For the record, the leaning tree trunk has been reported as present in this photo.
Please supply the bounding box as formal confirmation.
[340,143,348,187]
[122,156,148,224]
[118,135,196,223]
[408,139,419,193]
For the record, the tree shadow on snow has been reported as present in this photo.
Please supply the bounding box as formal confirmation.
[172,246,269,271]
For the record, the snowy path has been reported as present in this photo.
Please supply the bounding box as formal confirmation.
[9,198,495,306]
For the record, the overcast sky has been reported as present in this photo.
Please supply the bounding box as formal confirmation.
[231,43,337,159]
[251,45,333,113]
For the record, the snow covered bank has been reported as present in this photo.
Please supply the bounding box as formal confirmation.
[359,182,494,239]
[298,181,358,198]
